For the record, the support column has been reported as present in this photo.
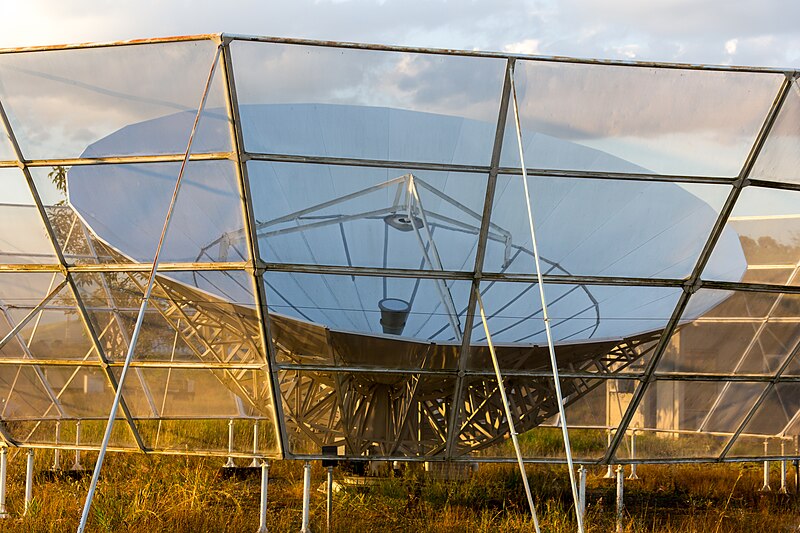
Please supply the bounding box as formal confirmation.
[301,461,311,533]
[250,421,260,468]
[225,419,236,468]
[761,439,771,492]
[627,431,639,480]
[604,430,614,479]
[24,449,34,515]
[258,460,268,533]
[794,459,799,496]
[72,420,82,471]
[0,447,7,518]
[52,421,61,471]
[779,440,787,494]
[578,465,587,527]
[326,466,334,532]
[615,465,624,533]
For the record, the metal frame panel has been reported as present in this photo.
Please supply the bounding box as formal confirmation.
[0,33,797,466]
[601,74,796,464]
[220,37,288,458]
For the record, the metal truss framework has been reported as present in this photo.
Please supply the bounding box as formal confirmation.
[0,33,796,465]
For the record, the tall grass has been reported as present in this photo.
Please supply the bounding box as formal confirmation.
[0,449,797,532]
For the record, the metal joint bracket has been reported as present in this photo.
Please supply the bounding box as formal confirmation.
[732,176,751,188]
[683,278,703,294]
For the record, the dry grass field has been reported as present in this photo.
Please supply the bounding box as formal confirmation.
[0,449,798,532]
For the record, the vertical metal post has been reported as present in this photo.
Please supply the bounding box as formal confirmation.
[225,419,236,468]
[301,461,312,533]
[250,421,260,468]
[604,430,614,478]
[0,447,7,518]
[72,421,82,471]
[780,440,788,494]
[24,449,34,515]
[578,465,587,528]
[258,460,268,533]
[326,466,334,532]
[76,46,223,533]
[52,421,61,471]
[508,63,582,531]
[794,459,799,496]
[615,465,624,533]
[627,431,639,480]
[476,293,540,532]
[796,436,799,495]
[761,439,771,492]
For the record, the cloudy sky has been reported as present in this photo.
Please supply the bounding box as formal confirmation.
[1,0,799,67]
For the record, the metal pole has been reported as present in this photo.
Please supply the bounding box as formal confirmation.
[509,62,582,532]
[250,421,260,468]
[301,461,311,533]
[578,465,587,527]
[627,431,639,480]
[24,449,33,515]
[326,466,334,532]
[225,419,236,468]
[761,439,771,492]
[794,459,799,496]
[72,420,82,471]
[258,460,268,533]
[52,421,61,471]
[76,46,223,533]
[476,293,540,532]
[780,441,787,494]
[604,430,614,478]
[615,464,624,533]
[0,447,7,518]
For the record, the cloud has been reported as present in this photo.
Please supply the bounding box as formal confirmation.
[0,0,796,69]
[0,0,791,174]
[504,39,542,55]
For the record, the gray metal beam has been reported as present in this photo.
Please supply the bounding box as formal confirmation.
[444,59,514,458]
[224,33,795,75]
[220,37,290,458]
[246,151,741,185]
[0,152,232,169]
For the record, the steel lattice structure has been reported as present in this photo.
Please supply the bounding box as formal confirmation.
[0,34,797,471]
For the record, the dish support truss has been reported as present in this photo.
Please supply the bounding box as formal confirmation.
[0,33,794,476]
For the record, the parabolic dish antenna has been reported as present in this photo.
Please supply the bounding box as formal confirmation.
[65,104,746,455]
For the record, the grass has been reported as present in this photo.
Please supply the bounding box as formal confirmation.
[0,449,798,531]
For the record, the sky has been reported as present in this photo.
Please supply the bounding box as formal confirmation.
[0,0,798,220]
[1,0,799,68]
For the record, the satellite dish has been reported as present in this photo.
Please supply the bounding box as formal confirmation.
[65,104,746,456]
